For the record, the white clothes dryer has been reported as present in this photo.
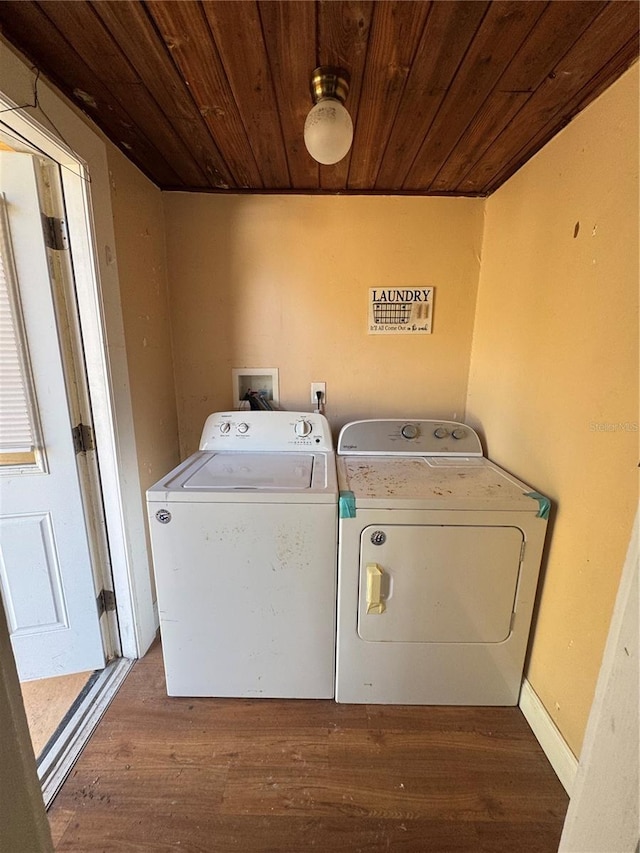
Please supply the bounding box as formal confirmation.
[147,411,337,698]
[335,419,550,705]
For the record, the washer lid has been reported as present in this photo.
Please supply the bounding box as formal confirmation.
[147,450,338,503]
[182,453,314,490]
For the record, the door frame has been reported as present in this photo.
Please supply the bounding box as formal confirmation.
[0,48,156,659]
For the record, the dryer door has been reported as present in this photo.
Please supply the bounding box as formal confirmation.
[358,525,523,643]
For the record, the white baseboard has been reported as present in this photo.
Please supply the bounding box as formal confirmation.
[519,678,578,795]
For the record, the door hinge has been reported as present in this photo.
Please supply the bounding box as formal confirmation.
[72,422,95,454]
[519,541,526,563]
[97,588,116,617]
[41,214,68,251]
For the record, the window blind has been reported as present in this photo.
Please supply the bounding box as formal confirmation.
[0,195,36,454]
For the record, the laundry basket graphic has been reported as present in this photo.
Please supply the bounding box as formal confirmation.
[373,301,413,324]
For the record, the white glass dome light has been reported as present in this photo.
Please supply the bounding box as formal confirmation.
[304,98,353,165]
[304,67,353,166]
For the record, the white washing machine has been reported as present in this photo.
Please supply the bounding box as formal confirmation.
[335,419,550,705]
[147,411,337,698]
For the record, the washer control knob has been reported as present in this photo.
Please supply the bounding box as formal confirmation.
[295,420,312,437]
[219,422,231,434]
[434,427,449,439]
[237,422,249,434]
[401,423,419,440]
[452,428,466,440]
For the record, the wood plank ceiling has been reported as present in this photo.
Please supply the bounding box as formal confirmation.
[0,1,637,195]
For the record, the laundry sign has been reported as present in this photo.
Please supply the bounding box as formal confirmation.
[368,287,434,335]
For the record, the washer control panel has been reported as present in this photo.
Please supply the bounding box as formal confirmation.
[337,419,483,457]
[200,411,334,451]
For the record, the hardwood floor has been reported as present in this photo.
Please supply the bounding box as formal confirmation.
[48,641,568,852]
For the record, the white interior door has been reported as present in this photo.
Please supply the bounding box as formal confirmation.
[0,151,105,681]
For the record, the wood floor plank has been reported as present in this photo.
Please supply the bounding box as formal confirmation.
[95,692,372,732]
[47,806,77,848]
[54,766,228,850]
[327,727,554,773]
[48,640,568,851]
[364,703,531,734]
[220,764,564,822]
[75,725,329,771]
[55,815,486,853]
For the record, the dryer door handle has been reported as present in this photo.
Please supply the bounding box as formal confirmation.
[366,563,386,615]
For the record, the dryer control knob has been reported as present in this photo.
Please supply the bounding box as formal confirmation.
[237,422,249,434]
[452,428,466,440]
[401,423,419,440]
[434,427,449,439]
[219,422,231,434]
[295,420,312,437]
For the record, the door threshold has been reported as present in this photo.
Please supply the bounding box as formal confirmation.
[38,657,134,808]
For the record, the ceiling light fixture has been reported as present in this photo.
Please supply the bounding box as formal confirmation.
[303,66,353,166]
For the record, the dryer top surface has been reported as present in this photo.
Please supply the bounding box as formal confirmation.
[338,455,541,511]
[336,419,547,513]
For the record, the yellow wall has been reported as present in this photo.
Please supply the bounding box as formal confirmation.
[107,146,180,488]
[163,195,484,455]
[106,147,180,597]
[466,65,639,756]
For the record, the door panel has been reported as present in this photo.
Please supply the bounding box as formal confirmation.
[0,513,69,634]
[358,525,523,643]
[0,152,105,680]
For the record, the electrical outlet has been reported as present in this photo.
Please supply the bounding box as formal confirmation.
[311,382,326,406]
